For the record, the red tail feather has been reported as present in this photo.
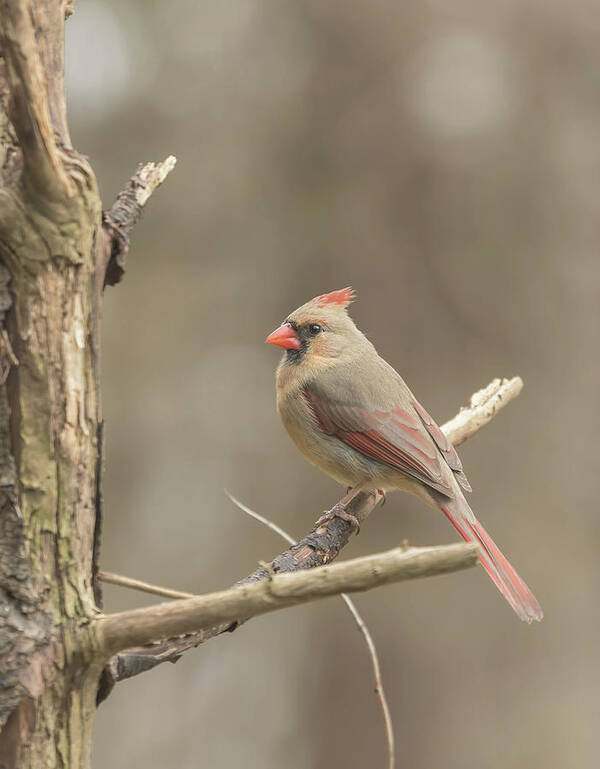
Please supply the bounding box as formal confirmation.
[439,497,543,623]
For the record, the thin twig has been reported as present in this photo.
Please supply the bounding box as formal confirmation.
[225,492,296,546]
[98,570,195,601]
[341,595,394,769]
[226,490,395,769]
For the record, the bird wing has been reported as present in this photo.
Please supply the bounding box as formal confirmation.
[303,384,471,496]
[411,399,471,491]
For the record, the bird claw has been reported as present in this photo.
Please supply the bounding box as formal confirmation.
[316,502,361,534]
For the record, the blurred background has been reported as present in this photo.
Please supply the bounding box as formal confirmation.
[65,1,598,767]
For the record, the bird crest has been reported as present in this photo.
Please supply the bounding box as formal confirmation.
[316,287,355,309]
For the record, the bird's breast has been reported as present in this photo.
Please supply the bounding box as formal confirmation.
[277,388,379,487]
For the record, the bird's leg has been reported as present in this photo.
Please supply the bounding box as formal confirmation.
[316,483,367,533]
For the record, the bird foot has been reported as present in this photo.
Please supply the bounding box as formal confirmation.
[316,502,361,534]
[377,488,387,506]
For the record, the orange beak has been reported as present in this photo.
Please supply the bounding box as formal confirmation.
[265,324,301,350]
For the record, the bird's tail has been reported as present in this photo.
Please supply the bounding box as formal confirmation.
[438,494,543,623]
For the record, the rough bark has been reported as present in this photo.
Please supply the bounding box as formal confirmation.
[0,2,103,766]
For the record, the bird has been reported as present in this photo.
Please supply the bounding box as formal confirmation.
[265,286,542,623]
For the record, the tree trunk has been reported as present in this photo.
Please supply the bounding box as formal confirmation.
[0,240,103,768]
[0,1,103,765]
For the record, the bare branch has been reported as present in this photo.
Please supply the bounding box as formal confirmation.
[441,376,523,447]
[227,491,395,769]
[102,156,177,286]
[0,0,73,198]
[107,156,177,228]
[97,377,522,700]
[97,543,479,656]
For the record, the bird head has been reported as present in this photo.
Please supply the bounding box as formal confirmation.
[266,287,368,367]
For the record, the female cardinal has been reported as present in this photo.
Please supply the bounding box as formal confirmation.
[266,287,542,622]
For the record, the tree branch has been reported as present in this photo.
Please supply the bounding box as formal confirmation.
[95,377,523,702]
[102,156,177,286]
[97,543,478,656]
[441,377,523,447]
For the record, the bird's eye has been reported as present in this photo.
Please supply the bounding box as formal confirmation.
[308,324,323,335]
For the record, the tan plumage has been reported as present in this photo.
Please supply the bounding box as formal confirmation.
[266,287,543,622]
